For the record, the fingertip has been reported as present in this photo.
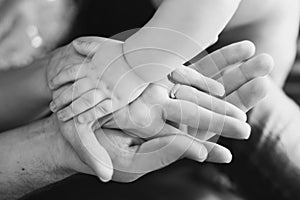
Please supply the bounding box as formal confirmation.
[78,115,86,124]
[240,40,256,57]
[73,39,96,56]
[243,123,252,140]
[205,144,232,163]
[49,101,57,112]
[215,82,226,97]
[97,168,113,183]
[198,144,208,162]
[207,78,225,97]
[49,80,55,90]
[57,110,69,122]
[257,53,275,74]
[93,161,114,183]
[223,149,233,163]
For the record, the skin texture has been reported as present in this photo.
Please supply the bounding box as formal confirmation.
[1,0,298,198]
[123,0,241,82]
[0,40,273,199]
[49,38,272,182]
[48,37,252,182]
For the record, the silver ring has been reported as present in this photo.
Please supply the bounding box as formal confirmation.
[170,84,181,99]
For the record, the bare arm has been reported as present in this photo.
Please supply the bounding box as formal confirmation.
[124,0,241,81]
[0,117,73,200]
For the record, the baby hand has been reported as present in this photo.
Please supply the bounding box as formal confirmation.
[49,37,226,121]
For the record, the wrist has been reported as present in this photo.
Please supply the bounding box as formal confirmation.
[45,116,75,175]
[49,115,93,175]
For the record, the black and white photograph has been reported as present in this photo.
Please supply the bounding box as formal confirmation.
[0,0,299,199]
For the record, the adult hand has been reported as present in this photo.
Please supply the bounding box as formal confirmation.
[54,114,230,182]
[187,41,273,112]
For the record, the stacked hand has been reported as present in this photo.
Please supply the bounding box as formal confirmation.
[47,37,273,182]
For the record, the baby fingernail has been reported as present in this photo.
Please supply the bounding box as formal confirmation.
[57,111,66,121]
[48,80,55,90]
[50,102,57,112]
[78,116,86,123]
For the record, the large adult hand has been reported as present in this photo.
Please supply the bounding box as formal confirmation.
[173,41,273,142]
[190,40,273,113]
[49,37,247,182]
[55,114,230,182]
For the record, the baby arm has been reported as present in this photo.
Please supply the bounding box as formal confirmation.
[123,0,241,82]
[48,0,242,118]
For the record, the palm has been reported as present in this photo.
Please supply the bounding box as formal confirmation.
[103,83,173,139]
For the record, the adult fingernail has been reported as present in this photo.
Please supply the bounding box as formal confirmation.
[198,145,208,162]
[216,83,225,97]
[50,102,57,112]
[224,152,233,163]
[243,124,252,140]
[222,148,233,163]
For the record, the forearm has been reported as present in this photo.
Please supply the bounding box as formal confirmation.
[0,58,51,132]
[124,0,240,79]
[0,117,74,200]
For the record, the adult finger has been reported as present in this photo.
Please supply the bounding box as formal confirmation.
[169,67,225,97]
[173,84,246,121]
[203,141,233,163]
[225,77,270,112]
[218,54,274,95]
[129,133,208,175]
[61,121,113,182]
[190,41,255,77]
[165,99,251,139]
[185,127,233,163]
